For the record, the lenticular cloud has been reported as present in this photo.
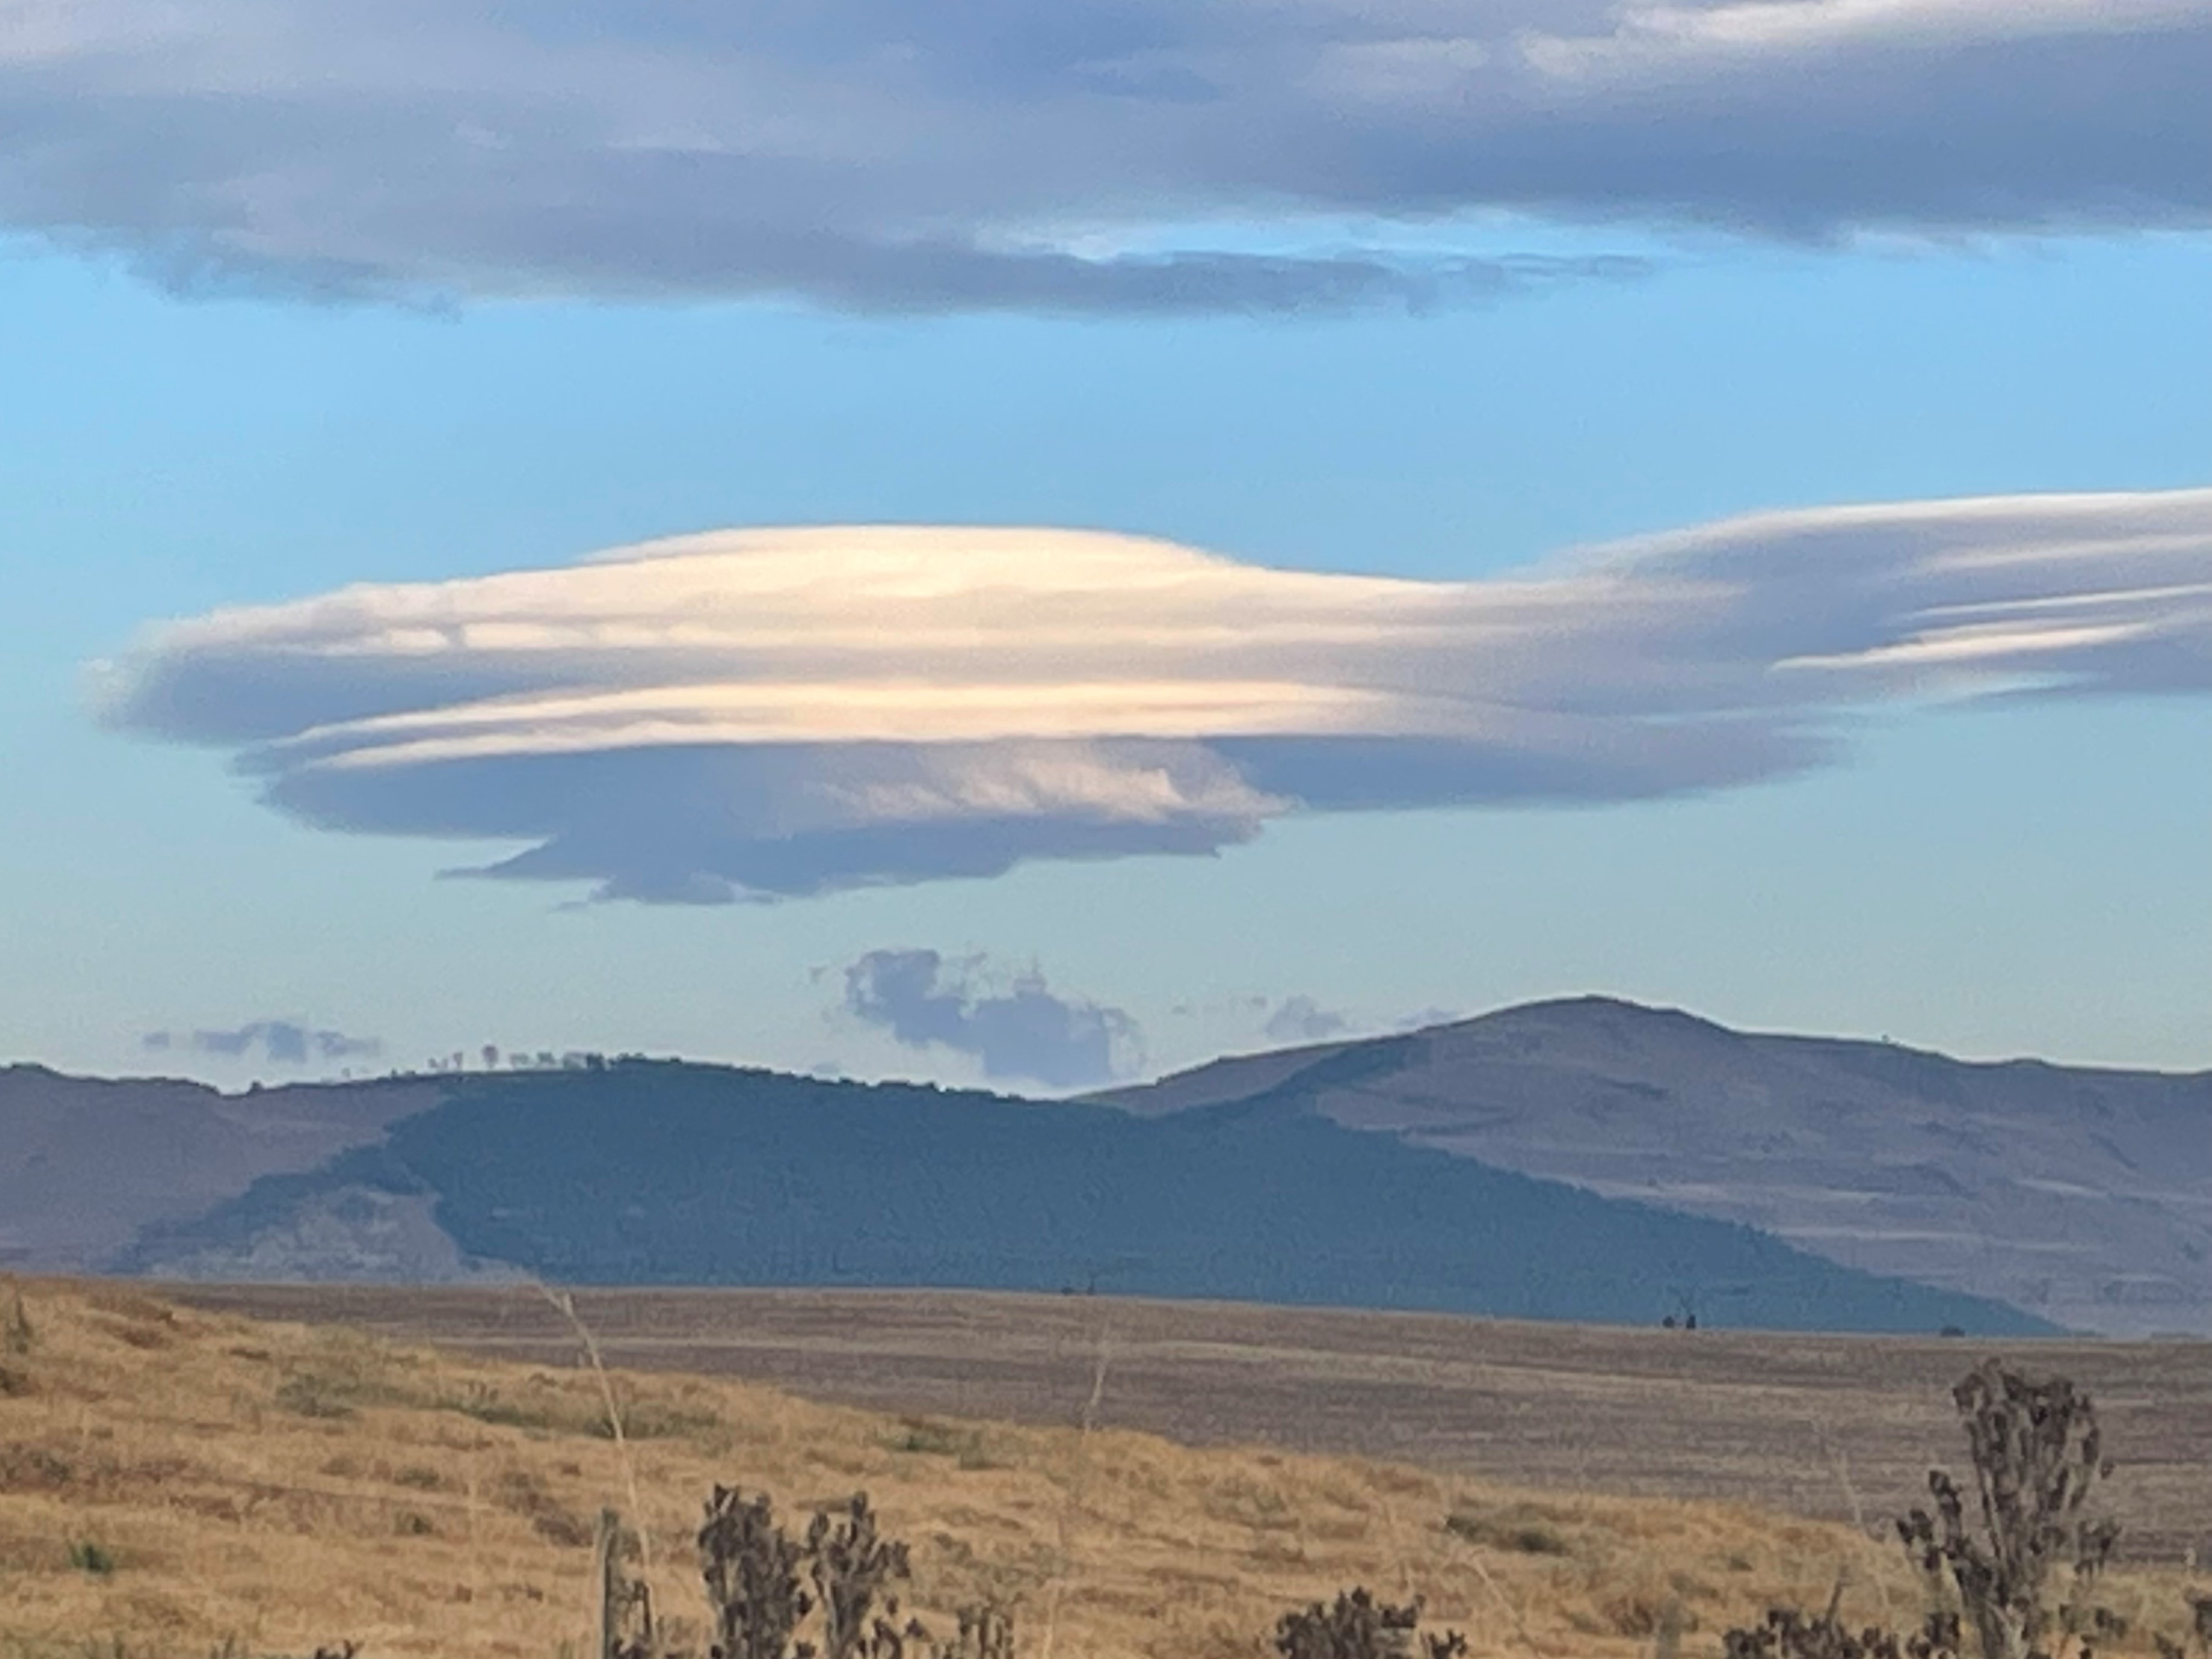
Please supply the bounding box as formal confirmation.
[99,492,2212,901]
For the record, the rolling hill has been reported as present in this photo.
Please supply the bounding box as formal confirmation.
[15,991,2206,1334]
[1093,997,2212,1336]
[7,1057,2041,1334]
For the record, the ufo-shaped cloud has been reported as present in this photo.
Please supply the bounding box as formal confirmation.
[99,490,2212,902]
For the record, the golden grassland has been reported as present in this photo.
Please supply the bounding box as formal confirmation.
[0,1279,2202,1659]
[172,1282,2212,1565]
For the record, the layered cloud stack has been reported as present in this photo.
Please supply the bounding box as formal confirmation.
[100,490,2212,902]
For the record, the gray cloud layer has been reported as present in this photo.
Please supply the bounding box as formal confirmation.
[142,1020,384,1066]
[843,948,1140,1088]
[96,490,2212,902]
[5,1,2207,312]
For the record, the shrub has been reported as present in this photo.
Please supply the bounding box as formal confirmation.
[690,1487,952,1659]
[273,1374,358,1420]
[1272,1588,1466,1659]
[1725,1358,2125,1659]
[2150,1593,2212,1659]
[1442,1506,1571,1556]
[68,1539,117,1576]
[1723,1606,1962,1659]
[929,1603,1017,1659]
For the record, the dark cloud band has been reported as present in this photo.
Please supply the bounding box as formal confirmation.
[4,1,2207,311]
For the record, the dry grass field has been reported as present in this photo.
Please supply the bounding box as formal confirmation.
[3,1279,2206,1659]
[173,1284,2212,1565]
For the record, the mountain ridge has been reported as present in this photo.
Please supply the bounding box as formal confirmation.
[1093,996,2212,1336]
[9,995,2205,1333]
[110,1058,2051,1335]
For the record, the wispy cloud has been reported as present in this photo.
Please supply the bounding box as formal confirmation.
[1263,995,1350,1044]
[2,1,2206,311]
[842,948,1141,1088]
[142,1020,383,1066]
[96,490,2212,902]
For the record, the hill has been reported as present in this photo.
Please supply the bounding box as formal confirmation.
[111,1061,2047,1335]
[0,1064,435,1271]
[1093,997,2212,1336]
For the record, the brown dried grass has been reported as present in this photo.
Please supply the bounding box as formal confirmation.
[0,1280,2197,1659]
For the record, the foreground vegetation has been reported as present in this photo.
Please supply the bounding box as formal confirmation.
[0,1281,2204,1659]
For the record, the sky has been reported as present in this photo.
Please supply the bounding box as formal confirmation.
[3,0,2210,1090]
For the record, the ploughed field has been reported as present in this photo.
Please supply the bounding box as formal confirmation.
[173,1283,2212,1566]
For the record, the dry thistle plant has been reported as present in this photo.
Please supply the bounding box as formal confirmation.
[807,1492,930,1659]
[1895,1360,2124,1659]
[929,1602,1018,1659]
[1721,1605,1963,1659]
[1272,1588,1467,1659]
[662,1484,1014,1659]
[1727,1358,2126,1659]
[699,1486,816,1659]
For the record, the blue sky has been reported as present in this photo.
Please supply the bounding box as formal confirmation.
[4,1,2210,1087]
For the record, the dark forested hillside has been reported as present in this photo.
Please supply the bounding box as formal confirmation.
[125,1058,2052,1335]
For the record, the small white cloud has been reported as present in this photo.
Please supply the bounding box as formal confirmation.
[1263,995,1351,1044]
[99,492,2212,901]
[140,1020,383,1066]
[843,948,1141,1089]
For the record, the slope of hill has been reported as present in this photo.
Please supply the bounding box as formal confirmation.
[114,1061,2049,1334]
[1093,998,2212,1336]
[0,1064,437,1271]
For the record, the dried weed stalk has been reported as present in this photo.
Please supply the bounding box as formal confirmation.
[539,1283,652,1574]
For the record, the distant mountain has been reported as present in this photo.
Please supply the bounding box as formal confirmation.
[108,1060,2047,1335]
[1093,997,2212,1336]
